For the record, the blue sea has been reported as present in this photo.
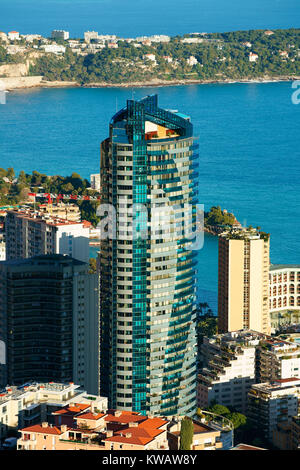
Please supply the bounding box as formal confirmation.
[0,0,300,37]
[1,81,299,314]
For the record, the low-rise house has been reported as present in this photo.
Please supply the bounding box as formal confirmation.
[8,31,20,41]
[187,56,198,66]
[18,409,169,450]
[249,52,259,62]
[168,418,222,450]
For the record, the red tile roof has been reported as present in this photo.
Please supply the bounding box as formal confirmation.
[76,412,106,421]
[21,424,62,435]
[104,416,167,446]
[105,411,145,424]
[53,403,90,416]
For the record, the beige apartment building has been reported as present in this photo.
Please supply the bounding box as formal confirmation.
[218,228,270,335]
[38,203,81,222]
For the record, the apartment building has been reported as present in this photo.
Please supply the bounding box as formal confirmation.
[248,378,300,441]
[0,255,100,395]
[198,331,260,413]
[38,203,81,222]
[51,30,69,40]
[5,209,89,263]
[99,94,198,415]
[291,416,300,450]
[257,337,300,383]
[218,228,270,335]
[18,409,168,451]
[0,381,107,440]
[269,264,300,328]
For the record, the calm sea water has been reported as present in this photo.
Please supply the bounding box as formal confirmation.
[0,81,299,313]
[1,0,300,37]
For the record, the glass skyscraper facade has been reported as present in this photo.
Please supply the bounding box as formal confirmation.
[99,95,198,416]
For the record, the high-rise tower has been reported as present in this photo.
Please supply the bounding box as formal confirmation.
[218,228,271,335]
[99,95,198,416]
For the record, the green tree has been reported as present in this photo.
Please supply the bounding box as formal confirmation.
[89,258,97,274]
[179,417,194,450]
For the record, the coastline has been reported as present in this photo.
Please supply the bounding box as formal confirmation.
[3,75,300,92]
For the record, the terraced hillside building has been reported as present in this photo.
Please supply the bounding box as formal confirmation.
[99,95,198,416]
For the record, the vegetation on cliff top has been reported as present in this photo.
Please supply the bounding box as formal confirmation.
[10,28,300,83]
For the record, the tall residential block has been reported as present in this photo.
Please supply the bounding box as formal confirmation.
[218,228,271,335]
[5,209,89,263]
[0,255,99,395]
[99,95,198,416]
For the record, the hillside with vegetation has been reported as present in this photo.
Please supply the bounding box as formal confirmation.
[25,28,300,84]
[0,168,100,226]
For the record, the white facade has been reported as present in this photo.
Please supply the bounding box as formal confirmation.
[198,331,260,413]
[187,55,198,66]
[0,237,5,260]
[249,52,259,62]
[258,337,300,383]
[5,210,90,263]
[51,30,69,40]
[41,44,66,54]
[84,31,99,43]
[0,382,107,440]
[8,31,20,41]
[55,223,90,263]
[143,54,156,62]
[90,173,101,191]
[248,378,300,440]
[269,265,300,313]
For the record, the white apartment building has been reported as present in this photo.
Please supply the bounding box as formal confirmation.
[248,378,300,441]
[257,337,300,383]
[0,382,107,440]
[269,264,300,328]
[5,210,90,263]
[198,331,260,413]
[51,30,69,40]
[90,173,101,191]
[84,31,99,43]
